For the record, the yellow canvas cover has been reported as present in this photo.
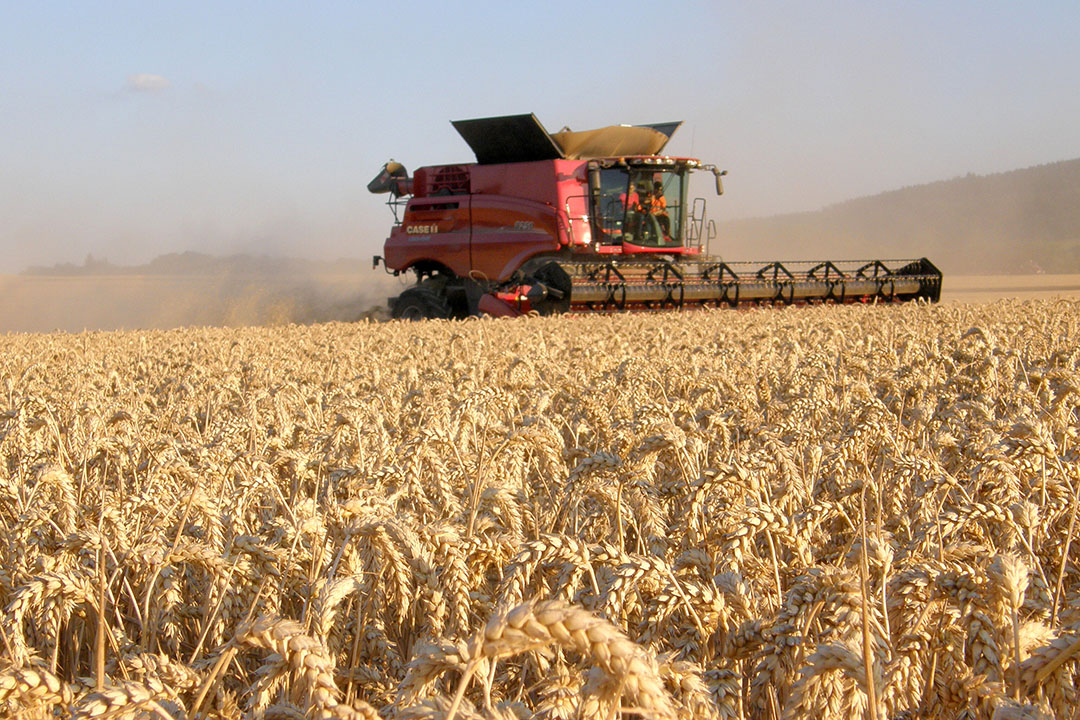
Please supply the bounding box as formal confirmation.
[550,125,671,159]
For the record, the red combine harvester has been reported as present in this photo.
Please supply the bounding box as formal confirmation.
[370,114,942,319]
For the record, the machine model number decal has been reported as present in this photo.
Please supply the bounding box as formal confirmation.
[407,224,439,235]
[513,221,535,231]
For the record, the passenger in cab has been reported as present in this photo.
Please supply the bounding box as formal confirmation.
[650,181,671,237]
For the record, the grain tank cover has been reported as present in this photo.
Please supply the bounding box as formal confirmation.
[451,114,683,164]
[451,114,564,165]
[551,122,681,159]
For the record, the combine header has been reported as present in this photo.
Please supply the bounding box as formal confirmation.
[371,114,941,318]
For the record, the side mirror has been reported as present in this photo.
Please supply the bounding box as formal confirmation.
[713,168,727,196]
[701,164,727,196]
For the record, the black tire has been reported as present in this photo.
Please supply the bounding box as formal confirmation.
[391,286,452,321]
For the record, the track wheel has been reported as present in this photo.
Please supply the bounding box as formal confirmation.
[391,286,452,321]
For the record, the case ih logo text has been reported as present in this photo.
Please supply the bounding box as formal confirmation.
[406,224,439,235]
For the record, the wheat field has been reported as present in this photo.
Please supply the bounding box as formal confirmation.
[1,299,1078,719]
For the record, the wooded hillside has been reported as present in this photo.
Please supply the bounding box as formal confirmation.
[718,158,1080,274]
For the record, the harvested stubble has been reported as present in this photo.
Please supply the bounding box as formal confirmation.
[1,298,1079,719]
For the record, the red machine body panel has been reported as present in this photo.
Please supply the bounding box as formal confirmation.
[620,240,702,255]
[384,195,473,277]
[386,158,589,279]
[469,195,561,281]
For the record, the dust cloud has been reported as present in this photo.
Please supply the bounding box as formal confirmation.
[0,258,405,334]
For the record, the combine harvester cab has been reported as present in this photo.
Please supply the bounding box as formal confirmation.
[370,114,942,319]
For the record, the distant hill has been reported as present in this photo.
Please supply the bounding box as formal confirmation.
[717,158,1080,274]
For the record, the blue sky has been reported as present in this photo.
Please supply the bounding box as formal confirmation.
[2,1,1078,272]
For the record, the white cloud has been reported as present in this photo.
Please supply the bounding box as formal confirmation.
[126,74,171,92]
